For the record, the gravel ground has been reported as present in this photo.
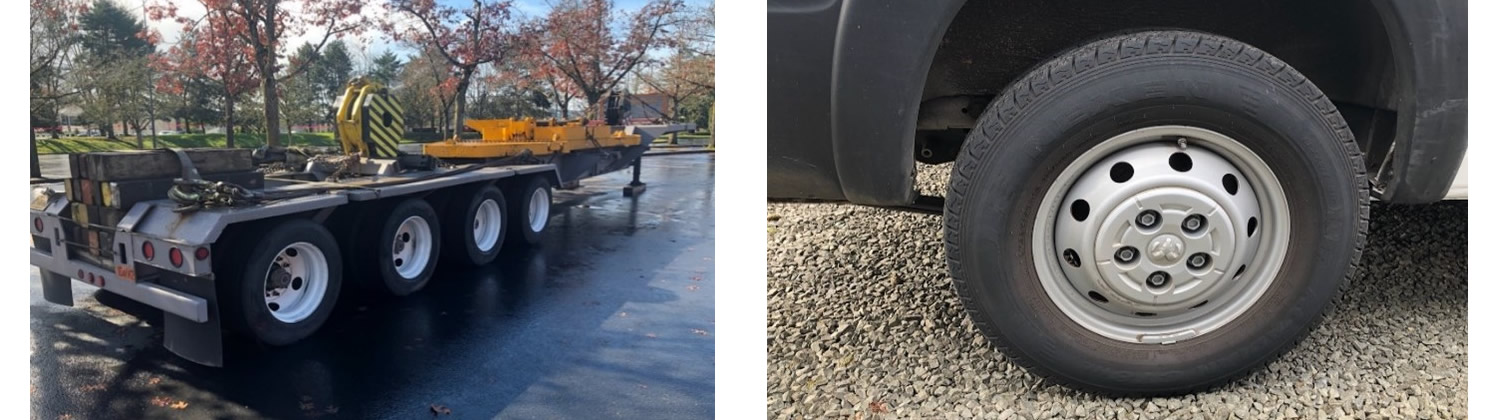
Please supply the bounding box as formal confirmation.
[766,163,1467,419]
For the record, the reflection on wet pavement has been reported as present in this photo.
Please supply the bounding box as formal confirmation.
[29,154,715,419]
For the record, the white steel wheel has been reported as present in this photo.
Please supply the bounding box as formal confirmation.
[392,216,434,279]
[1037,125,1290,344]
[263,242,331,323]
[474,199,502,252]
[527,188,549,233]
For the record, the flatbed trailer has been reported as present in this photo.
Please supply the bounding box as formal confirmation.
[28,140,661,366]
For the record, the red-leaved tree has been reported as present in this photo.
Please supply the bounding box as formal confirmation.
[147,0,367,147]
[532,0,683,120]
[151,25,259,147]
[384,0,523,137]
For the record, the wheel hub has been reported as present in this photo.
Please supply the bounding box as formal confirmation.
[1038,126,1288,344]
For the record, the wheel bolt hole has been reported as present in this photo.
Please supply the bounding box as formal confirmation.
[1109,162,1134,183]
[1182,215,1206,233]
[292,277,303,290]
[1088,291,1109,303]
[401,232,411,242]
[285,248,298,257]
[1070,200,1090,222]
[1114,246,1138,264]
[1192,300,1208,309]
[395,258,404,267]
[1169,152,1193,172]
[1187,253,1210,269]
[1222,174,1239,195]
[1234,264,1247,279]
[1247,217,1258,237]
[1134,312,1157,317]
[1135,210,1160,229]
[268,303,280,312]
[1062,249,1081,267]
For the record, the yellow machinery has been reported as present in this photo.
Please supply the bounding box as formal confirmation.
[334,78,405,159]
[422,118,642,159]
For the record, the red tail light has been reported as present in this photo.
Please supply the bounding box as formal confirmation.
[33,217,43,232]
[142,241,155,260]
[195,247,209,261]
[86,272,95,283]
[169,248,184,267]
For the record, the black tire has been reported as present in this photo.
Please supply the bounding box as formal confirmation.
[366,198,442,296]
[945,30,1367,395]
[224,219,343,346]
[505,176,552,247]
[443,185,508,266]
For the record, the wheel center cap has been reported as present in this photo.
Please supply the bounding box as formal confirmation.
[1147,234,1185,264]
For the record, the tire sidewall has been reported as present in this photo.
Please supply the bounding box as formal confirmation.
[947,33,1364,392]
[236,219,343,346]
[378,199,441,296]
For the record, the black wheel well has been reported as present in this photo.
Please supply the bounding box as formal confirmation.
[916,0,1397,168]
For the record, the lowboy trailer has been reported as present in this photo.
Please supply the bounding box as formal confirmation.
[28,79,681,366]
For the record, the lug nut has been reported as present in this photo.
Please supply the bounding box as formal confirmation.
[1136,210,1161,229]
[1114,246,1138,263]
[1146,271,1170,288]
[1183,214,1206,233]
[1187,253,1210,269]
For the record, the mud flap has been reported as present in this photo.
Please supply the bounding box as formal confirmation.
[40,271,73,307]
[161,275,225,367]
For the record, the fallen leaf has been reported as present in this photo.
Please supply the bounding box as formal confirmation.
[430,404,452,415]
[80,384,106,392]
[169,401,188,410]
[869,401,889,413]
[57,414,72,420]
[149,396,172,407]
[768,214,782,222]
[686,285,700,291]
[618,312,629,317]
[691,275,702,281]
[692,329,709,336]
[148,377,161,386]
[645,333,658,339]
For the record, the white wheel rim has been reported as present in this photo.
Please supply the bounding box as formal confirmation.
[1033,125,1291,344]
[473,198,502,252]
[527,188,549,233]
[392,215,434,279]
[264,242,330,323]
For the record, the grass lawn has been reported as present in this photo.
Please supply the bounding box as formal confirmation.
[36,133,341,154]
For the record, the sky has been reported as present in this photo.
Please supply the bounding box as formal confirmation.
[130,0,711,72]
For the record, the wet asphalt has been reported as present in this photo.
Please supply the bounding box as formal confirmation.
[29,153,716,419]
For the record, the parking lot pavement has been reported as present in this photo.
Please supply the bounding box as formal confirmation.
[30,154,715,419]
[767,163,1466,419]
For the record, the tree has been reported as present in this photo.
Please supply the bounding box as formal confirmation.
[147,0,368,147]
[384,0,522,137]
[314,38,353,116]
[31,0,88,177]
[394,47,458,134]
[368,50,404,87]
[152,25,259,147]
[532,0,683,120]
[77,0,158,144]
[281,42,324,132]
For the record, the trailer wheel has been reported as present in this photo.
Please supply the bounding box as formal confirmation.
[370,198,442,296]
[227,219,343,346]
[506,176,552,246]
[444,185,507,266]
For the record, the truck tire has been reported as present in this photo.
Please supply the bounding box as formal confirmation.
[443,185,507,266]
[506,176,552,247]
[945,30,1367,395]
[225,219,343,346]
[369,198,442,296]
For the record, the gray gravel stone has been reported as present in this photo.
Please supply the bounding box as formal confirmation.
[767,163,1466,419]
